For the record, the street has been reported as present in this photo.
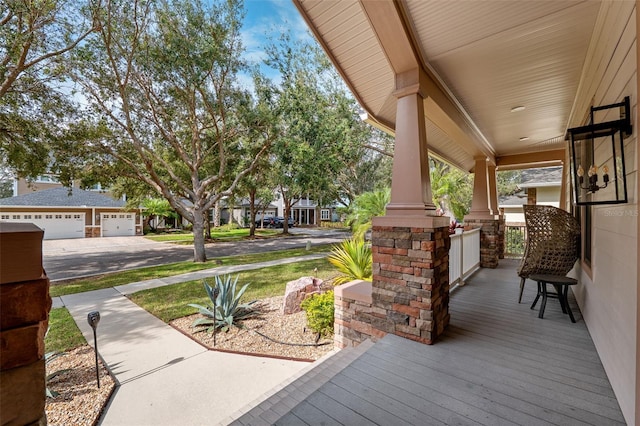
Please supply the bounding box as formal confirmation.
[43,228,348,281]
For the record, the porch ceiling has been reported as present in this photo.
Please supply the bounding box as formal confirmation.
[294,0,602,171]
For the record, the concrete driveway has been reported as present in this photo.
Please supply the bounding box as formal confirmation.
[43,228,348,281]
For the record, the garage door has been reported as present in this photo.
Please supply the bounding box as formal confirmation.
[0,212,85,240]
[102,213,135,237]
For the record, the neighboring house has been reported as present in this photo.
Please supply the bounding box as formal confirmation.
[273,195,340,226]
[0,187,142,239]
[213,194,340,227]
[499,166,562,225]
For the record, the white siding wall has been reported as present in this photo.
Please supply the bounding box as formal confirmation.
[568,2,638,422]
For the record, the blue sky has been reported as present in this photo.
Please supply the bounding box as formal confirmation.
[240,0,313,85]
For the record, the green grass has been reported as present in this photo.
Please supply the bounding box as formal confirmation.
[50,245,333,297]
[45,308,86,353]
[129,258,336,322]
[144,228,280,244]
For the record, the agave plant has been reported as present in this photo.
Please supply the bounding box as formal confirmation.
[188,275,258,333]
[327,237,372,285]
[45,350,72,398]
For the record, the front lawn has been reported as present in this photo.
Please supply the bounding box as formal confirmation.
[129,258,335,322]
[144,228,280,244]
[45,308,86,353]
[50,245,333,297]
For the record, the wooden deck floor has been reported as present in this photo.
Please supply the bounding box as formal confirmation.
[236,260,626,425]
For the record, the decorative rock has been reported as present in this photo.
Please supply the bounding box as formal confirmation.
[281,276,323,315]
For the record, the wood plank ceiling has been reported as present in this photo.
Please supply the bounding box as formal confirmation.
[294,0,602,171]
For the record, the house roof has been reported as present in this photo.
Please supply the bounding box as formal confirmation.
[498,193,528,207]
[0,187,126,208]
[518,166,562,188]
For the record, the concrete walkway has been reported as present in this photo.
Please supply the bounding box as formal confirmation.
[55,254,329,425]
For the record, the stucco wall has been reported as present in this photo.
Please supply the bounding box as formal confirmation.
[568,2,638,423]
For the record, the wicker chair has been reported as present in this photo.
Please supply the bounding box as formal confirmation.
[517,205,581,303]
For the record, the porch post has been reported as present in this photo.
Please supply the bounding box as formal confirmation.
[488,165,499,215]
[465,157,500,268]
[488,165,505,259]
[369,70,450,345]
[385,90,437,216]
[559,161,568,210]
[467,157,493,218]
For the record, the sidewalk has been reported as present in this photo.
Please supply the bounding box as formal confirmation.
[55,254,329,425]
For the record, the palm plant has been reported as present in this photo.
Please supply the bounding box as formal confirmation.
[188,275,258,333]
[327,237,372,285]
[345,188,390,239]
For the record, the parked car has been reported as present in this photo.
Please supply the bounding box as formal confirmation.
[254,215,275,227]
[272,216,295,228]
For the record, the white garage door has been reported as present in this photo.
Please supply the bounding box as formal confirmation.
[0,212,85,240]
[102,213,135,237]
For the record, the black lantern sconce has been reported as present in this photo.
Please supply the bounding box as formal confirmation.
[567,96,631,205]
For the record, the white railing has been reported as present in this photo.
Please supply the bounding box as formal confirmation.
[449,227,481,291]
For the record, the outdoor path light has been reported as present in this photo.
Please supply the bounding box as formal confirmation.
[87,311,101,388]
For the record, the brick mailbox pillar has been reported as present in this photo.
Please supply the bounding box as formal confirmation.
[0,223,51,426]
[370,216,451,345]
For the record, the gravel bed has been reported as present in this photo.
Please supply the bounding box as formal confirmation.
[45,345,115,426]
[170,295,334,360]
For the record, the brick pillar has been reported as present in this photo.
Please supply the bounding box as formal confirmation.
[464,218,500,268]
[0,223,50,426]
[370,216,450,345]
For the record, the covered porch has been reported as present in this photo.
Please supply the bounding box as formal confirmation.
[232,259,625,425]
[293,1,639,423]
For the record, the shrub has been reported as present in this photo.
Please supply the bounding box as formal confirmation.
[327,237,372,285]
[301,291,335,337]
[188,275,258,333]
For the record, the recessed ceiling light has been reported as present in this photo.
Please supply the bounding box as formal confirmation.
[511,106,526,112]
[519,137,529,142]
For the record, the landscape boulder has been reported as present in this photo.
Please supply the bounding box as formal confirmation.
[281,276,323,315]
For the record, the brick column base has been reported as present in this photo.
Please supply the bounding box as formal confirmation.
[0,224,50,426]
[370,216,450,345]
[464,218,501,268]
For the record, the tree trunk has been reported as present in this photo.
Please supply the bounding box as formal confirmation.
[283,200,291,235]
[192,208,207,262]
[213,201,221,227]
[248,190,256,237]
[204,210,212,240]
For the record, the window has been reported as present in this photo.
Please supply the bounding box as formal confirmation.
[74,214,81,219]
[45,215,52,219]
[24,215,32,219]
[34,215,42,219]
[1,215,9,219]
[119,214,124,218]
[55,214,62,219]
[321,209,330,221]
[35,174,60,183]
[65,214,72,219]
[12,215,20,219]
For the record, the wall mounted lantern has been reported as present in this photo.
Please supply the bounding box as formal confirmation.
[567,97,631,205]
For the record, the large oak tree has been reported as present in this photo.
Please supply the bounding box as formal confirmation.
[71,0,275,261]
[0,0,100,184]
